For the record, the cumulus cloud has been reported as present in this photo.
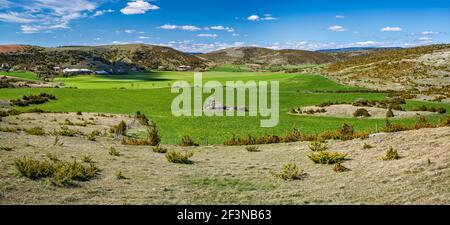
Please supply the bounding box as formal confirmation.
[138,36,149,39]
[93,9,114,17]
[328,25,346,32]
[381,26,403,32]
[335,15,345,19]
[247,14,277,21]
[158,24,201,31]
[210,25,234,32]
[197,33,218,38]
[125,29,136,33]
[120,0,160,15]
[0,0,100,33]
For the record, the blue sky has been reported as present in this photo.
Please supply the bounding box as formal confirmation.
[0,0,449,52]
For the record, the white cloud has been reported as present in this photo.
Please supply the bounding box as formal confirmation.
[93,37,101,41]
[111,41,129,45]
[351,41,382,47]
[381,26,403,32]
[125,29,137,34]
[328,25,346,32]
[210,25,234,32]
[197,33,218,38]
[0,0,100,33]
[231,33,239,37]
[138,36,149,39]
[261,16,277,21]
[158,24,201,31]
[0,12,35,23]
[247,15,260,21]
[417,37,433,43]
[120,0,160,15]
[247,14,277,21]
[336,15,345,19]
[93,9,114,17]
[421,31,438,35]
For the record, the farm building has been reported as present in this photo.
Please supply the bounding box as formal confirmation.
[177,65,192,71]
[63,68,94,75]
[95,70,109,75]
[1,63,11,69]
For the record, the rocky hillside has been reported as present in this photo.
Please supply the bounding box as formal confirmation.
[0,44,209,73]
[323,44,450,99]
[200,47,336,66]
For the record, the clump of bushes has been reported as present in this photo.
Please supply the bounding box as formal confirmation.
[381,118,409,133]
[10,93,56,107]
[165,150,194,164]
[135,111,149,126]
[224,124,368,146]
[363,143,373,149]
[308,151,347,164]
[333,163,350,173]
[109,147,120,156]
[180,135,199,147]
[439,116,450,127]
[353,108,371,117]
[25,126,46,136]
[81,155,93,163]
[379,147,399,161]
[152,145,168,153]
[110,120,127,137]
[308,141,328,151]
[245,146,260,152]
[14,156,98,186]
[272,163,305,180]
[414,116,434,129]
[411,105,446,114]
[147,121,160,146]
[56,126,80,137]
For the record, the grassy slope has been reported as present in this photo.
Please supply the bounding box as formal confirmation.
[1,72,449,144]
[0,71,39,81]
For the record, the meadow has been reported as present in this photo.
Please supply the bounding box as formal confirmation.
[1,71,449,144]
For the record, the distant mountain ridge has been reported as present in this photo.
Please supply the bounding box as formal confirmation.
[200,47,336,66]
[317,47,402,53]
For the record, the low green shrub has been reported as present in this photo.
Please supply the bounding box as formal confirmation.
[245,146,260,152]
[272,163,305,180]
[308,151,347,164]
[308,141,328,151]
[333,163,350,172]
[180,135,199,147]
[414,116,434,129]
[15,157,55,179]
[109,147,120,156]
[152,145,168,153]
[353,108,371,117]
[25,126,46,136]
[135,111,149,126]
[166,150,194,164]
[147,121,160,146]
[379,147,399,161]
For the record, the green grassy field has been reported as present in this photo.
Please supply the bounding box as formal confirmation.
[0,71,40,81]
[1,71,449,144]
